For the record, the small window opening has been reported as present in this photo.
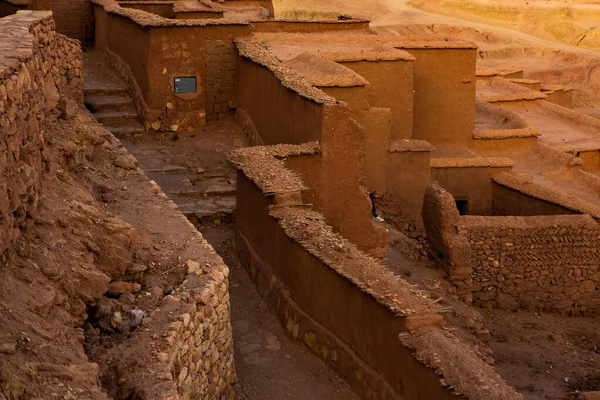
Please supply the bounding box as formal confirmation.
[174,77,197,94]
[455,199,469,215]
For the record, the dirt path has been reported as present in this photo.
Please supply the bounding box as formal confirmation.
[119,127,358,399]
[201,223,359,400]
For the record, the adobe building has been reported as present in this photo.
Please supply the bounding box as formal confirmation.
[1,0,599,399]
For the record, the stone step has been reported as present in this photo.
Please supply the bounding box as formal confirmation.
[84,94,134,112]
[107,120,146,137]
[94,108,139,125]
[84,80,128,96]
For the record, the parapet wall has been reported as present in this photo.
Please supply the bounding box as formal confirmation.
[424,183,600,316]
[230,145,523,400]
[0,10,82,252]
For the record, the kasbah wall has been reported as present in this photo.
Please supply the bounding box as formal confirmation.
[423,182,600,316]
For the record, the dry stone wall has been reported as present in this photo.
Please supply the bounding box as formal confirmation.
[466,216,600,315]
[0,10,82,253]
[423,183,600,316]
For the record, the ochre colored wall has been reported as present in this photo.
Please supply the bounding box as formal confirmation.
[31,0,91,40]
[236,56,324,144]
[492,183,578,216]
[433,166,513,216]
[235,172,459,400]
[386,151,432,228]
[340,60,414,140]
[285,104,388,258]
[94,6,152,104]
[251,20,369,33]
[320,86,391,195]
[401,48,476,144]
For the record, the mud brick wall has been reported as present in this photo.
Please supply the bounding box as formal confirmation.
[467,217,600,315]
[230,146,522,400]
[31,0,92,41]
[0,10,82,253]
[206,39,237,122]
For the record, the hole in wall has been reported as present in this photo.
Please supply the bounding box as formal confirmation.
[455,199,469,216]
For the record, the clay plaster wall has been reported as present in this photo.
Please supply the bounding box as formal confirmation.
[401,48,476,144]
[236,55,325,145]
[231,150,522,400]
[340,59,414,141]
[386,143,433,230]
[492,182,578,217]
[432,162,514,216]
[424,184,600,316]
[93,1,252,129]
[251,19,369,33]
[30,0,91,40]
[285,104,388,259]
[0,11,83,253]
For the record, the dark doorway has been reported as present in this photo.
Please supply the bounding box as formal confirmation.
[455,199,469,215]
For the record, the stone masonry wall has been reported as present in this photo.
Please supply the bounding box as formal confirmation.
[0,10,82,253]
[206,39,237,122]
[423,183,600,316]
[117,187,237,400]
[466,216,600,316]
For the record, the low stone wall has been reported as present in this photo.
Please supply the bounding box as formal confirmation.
[230,146,522,400]
[108,184,237,399]
[423,182,600,316]
[0,10,82,253]
[0,12,237,398]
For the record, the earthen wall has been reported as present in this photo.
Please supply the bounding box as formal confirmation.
[0,11,82,253]
[493,182,579,216]
[31,0,92,40]
[400,48,476,144]
[424,184,600,316]
[236,55,325,144]
[230,148,522,400]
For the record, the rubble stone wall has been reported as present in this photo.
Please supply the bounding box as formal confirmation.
[466,215,600,315]
[0,10,82,253]
[423,183,600,316]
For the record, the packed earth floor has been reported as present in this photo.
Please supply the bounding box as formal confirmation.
[119,126,358,399]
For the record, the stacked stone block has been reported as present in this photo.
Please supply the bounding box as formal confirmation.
[0,10,82,253]
[206,39,237,122]
[469,225,600,315]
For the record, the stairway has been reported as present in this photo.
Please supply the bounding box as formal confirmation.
[83,52,146,137]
